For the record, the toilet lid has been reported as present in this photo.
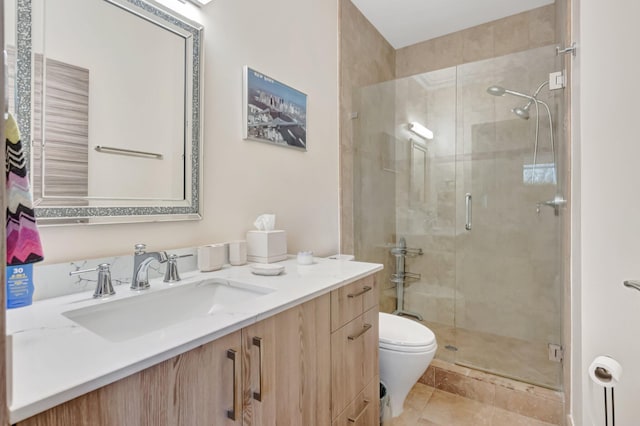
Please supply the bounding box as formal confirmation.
[379,312,436,351]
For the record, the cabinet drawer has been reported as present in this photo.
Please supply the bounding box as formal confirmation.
[331,307,378,418]
[332,380,379,426]
[331,275,377,332]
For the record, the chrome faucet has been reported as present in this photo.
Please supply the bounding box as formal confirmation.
[163,253,193,283]
[70,263,115,298]
[132,244,168,290]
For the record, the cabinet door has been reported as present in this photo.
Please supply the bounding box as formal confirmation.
[331,307,378,418]
[171,330,243,425]
[242,294,331,426]
[17,331,242,426]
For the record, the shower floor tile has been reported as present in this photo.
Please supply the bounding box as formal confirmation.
[422,320,561,389]
[389,384,559,426]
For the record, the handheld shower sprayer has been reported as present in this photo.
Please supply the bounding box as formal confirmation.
[486,81,549,121]
[486,80,564,214]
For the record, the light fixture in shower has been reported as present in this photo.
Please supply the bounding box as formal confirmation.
[409,121,434,140]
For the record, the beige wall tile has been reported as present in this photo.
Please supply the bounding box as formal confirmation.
[528,6,557,48]
[494,12,530,57]
[339,0,395,256]
[341,0,565,393]
[395,41,436,78]
[431,32,465,71]
[396,5,556,78]
[462,23,495,63]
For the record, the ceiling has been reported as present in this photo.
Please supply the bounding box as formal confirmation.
[350,0,555,49]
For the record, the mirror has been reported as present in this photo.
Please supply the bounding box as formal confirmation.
[7,0,203,224]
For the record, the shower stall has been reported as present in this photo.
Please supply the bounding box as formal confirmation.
[353,45,565,390]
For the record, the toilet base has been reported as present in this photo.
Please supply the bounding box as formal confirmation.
[379,346,435,418]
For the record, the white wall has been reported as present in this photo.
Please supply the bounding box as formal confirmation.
[576,0,640,424]
[38,0,339,263]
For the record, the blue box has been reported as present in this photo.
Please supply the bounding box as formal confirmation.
[7,263,34,308]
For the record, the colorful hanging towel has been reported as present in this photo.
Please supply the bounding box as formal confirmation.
[6,113,44,265]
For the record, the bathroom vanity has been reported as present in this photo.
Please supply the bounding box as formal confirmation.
[7,258,382,425]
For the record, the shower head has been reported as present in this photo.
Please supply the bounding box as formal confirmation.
[486,85,535,102]
[486,85,505,96]
[512,105,531,120]
[487,84,539,119]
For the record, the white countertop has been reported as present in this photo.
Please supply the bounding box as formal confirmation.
[7,257,382,423]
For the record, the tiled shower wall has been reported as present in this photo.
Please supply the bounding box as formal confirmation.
[394,5,556,78]
[393,68,457,325]
[339,0,396,301]
[340,2,558,314]
[394,46,563,347]
[355,45,565,389]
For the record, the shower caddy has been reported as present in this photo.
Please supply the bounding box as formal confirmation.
[390,237,423,320]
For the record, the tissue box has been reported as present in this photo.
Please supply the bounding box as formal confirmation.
[246,230,287,263]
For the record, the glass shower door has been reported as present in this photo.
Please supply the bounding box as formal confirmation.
[453,46,563,389]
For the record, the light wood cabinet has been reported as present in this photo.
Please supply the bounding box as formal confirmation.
[17,295,332,426]
[330,274,376,332]
[330,275,379,423]
[16,273,376,426]
[17,330,243,426]
[242,294,331,426]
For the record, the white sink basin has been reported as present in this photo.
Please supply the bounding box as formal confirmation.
[62,279,274,342]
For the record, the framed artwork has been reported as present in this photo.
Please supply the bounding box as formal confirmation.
[243,66,307,151]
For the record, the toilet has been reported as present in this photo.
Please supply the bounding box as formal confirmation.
[379,312,437,417]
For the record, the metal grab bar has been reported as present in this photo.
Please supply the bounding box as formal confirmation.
[94,145,163,159]
[623,280,640,292]
[465,193,472,231]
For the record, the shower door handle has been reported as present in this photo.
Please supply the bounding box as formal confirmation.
[465,193,472,231]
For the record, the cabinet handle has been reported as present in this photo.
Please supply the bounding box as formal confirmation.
[347,286,372,298]
[348,323,372,341]
[226,349,238,420]
[348,399,370,423]
[252,336,263,402]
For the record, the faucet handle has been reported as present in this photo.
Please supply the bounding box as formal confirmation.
[70,263,115,299]
[134,243,147,255]
[163,253,193,283]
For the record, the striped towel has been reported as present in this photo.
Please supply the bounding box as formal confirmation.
[6,113,44,265]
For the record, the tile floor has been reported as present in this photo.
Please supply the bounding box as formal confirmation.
[423,320,561,390]
[388,383,558,426]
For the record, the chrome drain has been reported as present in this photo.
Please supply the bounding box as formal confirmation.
[445,345,458,352]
